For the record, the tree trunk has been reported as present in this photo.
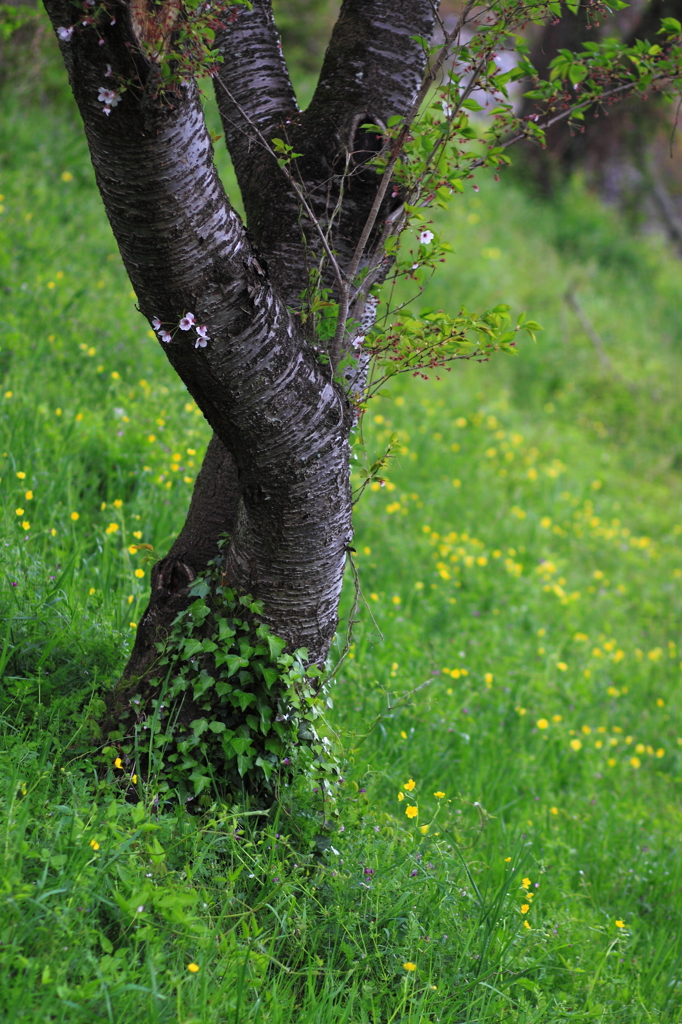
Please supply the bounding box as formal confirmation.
[42,0,435,786]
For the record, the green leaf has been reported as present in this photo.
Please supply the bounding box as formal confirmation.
[192,670,215,699]
[266,634,286,660]
[462,98,484,111]
[225,654,249,677]
[182,638,204,659]
[261,666,280,689]
[568,64,588,85]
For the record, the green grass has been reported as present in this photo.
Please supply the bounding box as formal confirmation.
[2,80,682,1022]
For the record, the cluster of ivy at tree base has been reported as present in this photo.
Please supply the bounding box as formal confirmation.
[100,550,342,811]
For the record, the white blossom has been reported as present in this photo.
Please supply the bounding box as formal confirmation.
[57,26,74,41]
[159,330,172,344]
[151,316,161,330]
[195,324,209,341]
[194,336,208,349]
[441,99,454,118]
[97,87,121,116]
[179,312,195,330]
[351,335,364,351]
[418,229,434,245]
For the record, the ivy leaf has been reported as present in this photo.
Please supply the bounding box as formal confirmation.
[192,670,215,700]
[182,639,204,659]
[224,654,249,677]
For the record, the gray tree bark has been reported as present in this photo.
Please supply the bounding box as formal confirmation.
[41,0,435,697]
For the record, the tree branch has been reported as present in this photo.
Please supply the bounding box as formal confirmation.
[212,0,298,173]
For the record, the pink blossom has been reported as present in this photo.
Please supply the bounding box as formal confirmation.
[159,330,172,344]
[57,26,74,41]
[151,317,161,330]
[195,324,209,341]
[418,229,434,245]
[194,337,208,349]
[179,312,195,331]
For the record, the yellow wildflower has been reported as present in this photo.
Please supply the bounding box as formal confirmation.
[403,962,416,972]
[403,779,416,791]
[187,963,200,973]
[405,805,418,819]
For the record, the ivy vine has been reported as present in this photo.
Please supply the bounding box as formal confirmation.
[104,551,341,809]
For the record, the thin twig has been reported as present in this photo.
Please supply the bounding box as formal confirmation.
[322,549,363,684]
[351,675,437,748]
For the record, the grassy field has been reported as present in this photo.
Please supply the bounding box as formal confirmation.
[2,73,682,1023]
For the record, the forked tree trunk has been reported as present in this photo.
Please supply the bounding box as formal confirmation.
[42,0,435,697]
